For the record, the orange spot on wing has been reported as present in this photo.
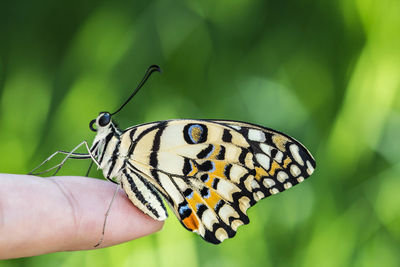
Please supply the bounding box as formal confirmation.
[210,161,226,178]
[188,161,198,176]
[272,135,288,151]
[186,192,203,212]
[209,145,221,159]
[204,190,221,210]
[268,161,281,176]
[182,212,199,231]
[283,157,292,168]
[205,177,214,188]
[255,166,268,181]
[184,192,204,231]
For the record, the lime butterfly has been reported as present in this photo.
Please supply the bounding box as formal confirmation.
[31,65,316,244]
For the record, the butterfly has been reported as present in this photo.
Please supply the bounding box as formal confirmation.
[31,65,316,244]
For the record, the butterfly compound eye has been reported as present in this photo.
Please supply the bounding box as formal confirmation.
[98,112,111,127]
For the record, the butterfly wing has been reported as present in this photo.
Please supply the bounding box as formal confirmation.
[119,167,168,221]
[120,119,315,244]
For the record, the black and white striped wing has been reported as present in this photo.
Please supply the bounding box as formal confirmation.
[119,119,316,244]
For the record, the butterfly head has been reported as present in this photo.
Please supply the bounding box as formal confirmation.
[89,112,112,132]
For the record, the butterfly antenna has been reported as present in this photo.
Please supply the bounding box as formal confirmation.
[111,65,162,116]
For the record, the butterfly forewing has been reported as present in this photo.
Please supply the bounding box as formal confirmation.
[214,120,316,195]
[114,119,315,244]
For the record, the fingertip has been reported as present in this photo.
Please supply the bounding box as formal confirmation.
[0,174,165,258]
[55,176,165,250]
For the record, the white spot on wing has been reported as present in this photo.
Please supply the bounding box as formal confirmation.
[289,144,304,166]
[219,204,237,225]
[274,151,284,163]
[284,182,292,189]
[243,175,254,192]
[255,191,265,200]
[245,153,254,169]
[251,179,260,190]
[277,171,289,183]
[229,165,247,183]
[231,220,243,231]
[270,188,280,194]
[256,153,270,170]
[260,144,272,156]
[230,125,241,130]
[306,160,315,175]
[263,178,275,188]
[248,129,266,142]
[197,224,205,236]
[224,145,243,162]
[215,228,228,242]
[216,179,240,202]
[239,196,251,214]
[290,164,301,177]
[201,209,218,230]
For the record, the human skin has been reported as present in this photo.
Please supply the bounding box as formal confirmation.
[0,174,164,259]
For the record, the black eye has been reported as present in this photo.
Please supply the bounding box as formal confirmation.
[98,113,111,127]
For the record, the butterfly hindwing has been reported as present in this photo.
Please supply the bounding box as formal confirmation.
[120,119,315,243]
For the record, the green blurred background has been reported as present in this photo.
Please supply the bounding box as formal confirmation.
[1,0,400,266]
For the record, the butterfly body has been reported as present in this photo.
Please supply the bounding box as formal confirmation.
[90,114,316,244]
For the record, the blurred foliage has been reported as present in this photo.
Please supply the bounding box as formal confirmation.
[1,0,400,266]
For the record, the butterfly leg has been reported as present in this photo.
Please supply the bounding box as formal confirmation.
[29,150,90,175]
[85,161,94,177]
[94,183,121,247]
[50,140,100,176]
[29,141,99,176]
